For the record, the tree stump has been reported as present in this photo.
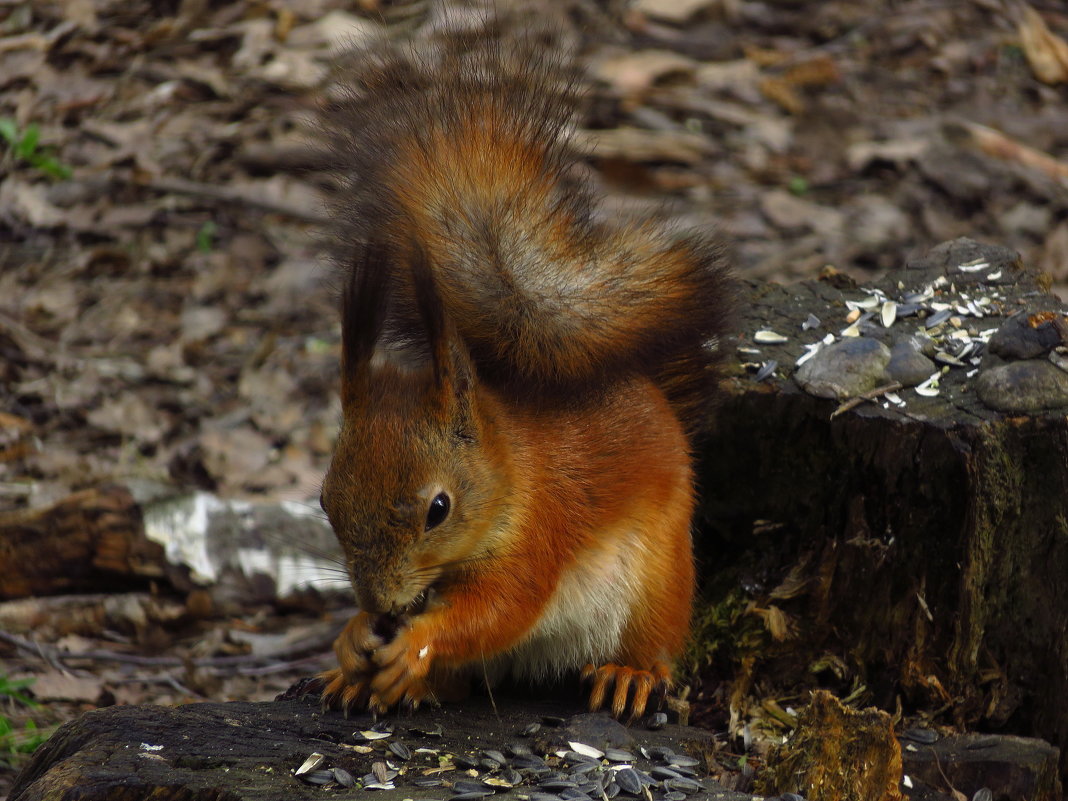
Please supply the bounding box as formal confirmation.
[695,237,1068,776]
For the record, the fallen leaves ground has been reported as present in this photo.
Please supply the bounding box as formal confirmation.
[1,0,1067,795]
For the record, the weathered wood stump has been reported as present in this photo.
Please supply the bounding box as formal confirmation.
[696,237,1068,778]
[8,694,747,801]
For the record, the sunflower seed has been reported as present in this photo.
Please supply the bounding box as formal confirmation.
[411,776,445,787]
[925,308,953,329]
[482,749,507,766]
[569,762,600,775]
[540,779,578,791]
[568,741,605,760]
[500,768,524,786]
[972,789,993,801]
[371,762,394,783]
[663,792,686,801]
[295,753,326,775]
[388,741,412,761]
[362,781,396,791]
[615,768,643,795]
[332,767,356,788]
[666,777,701,793]
[901,727,939,744]
[301,769,335,785]
[666,754,699,768]
[560,790,593,801]
[755,360,778,381]
[755,330,788,344]
[522,722,542,736]
[646,712,668,730]
[650,766,682,780]
[451,792,493,800]
[881,301,897,328]
[604,749,635,763]
[356,730,392,741]
[454,780,490,794]
[511,755,548,770]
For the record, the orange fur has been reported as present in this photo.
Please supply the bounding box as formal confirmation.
[316,36,731,719]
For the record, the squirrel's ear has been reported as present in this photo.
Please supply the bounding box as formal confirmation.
[340,240,391,407]
[407,240,478,433]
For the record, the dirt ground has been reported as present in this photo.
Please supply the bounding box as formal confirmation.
[2,0,1067,795]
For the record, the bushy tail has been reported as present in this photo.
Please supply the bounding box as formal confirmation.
[323,36,733,429]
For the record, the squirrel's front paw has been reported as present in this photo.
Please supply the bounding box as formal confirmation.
[583,662,671,720]
[319,611,384,713]
[367,621,433,711]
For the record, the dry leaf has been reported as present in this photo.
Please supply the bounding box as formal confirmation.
[30,670,106,703]
[759,76,804,114]
[593,50,696,96]
[632,0,724,25]
[573,127,712,164]
[1018,5,1068,84]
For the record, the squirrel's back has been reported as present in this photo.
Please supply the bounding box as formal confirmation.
[324,36,733,430]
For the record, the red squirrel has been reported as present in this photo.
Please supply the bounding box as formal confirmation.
[315,36,733,720]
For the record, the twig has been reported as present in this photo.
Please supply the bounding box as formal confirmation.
[0,624,342,672]
[830,382,903,419]
[133,173,331,224]
[944,118,1068,189]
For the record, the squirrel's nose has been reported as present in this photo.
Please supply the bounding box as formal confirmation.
[354,585,389,616]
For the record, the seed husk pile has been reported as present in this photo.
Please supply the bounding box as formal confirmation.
[293,717,721,800]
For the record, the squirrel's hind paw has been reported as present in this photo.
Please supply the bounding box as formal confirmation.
[583,662,670,721]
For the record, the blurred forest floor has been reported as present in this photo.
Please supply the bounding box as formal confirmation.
[1,0,1067,794]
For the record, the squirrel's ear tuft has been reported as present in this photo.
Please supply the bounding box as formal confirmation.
[340,240,391,406]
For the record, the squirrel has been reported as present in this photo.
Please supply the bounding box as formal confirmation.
[315,35,733,721]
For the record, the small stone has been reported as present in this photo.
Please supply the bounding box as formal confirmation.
[988,312,1063,360]
[794,336,892,400]
[884,339,935,386]
[975,361,1068,412]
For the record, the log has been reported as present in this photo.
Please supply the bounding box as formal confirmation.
[8,694,746,801]
[0,485,165,599]
[696,238,1068,777]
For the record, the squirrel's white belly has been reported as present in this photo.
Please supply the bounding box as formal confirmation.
[505,530,644,679]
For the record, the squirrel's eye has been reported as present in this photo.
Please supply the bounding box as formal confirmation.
[425,492,450,531]
[318,492,326,512]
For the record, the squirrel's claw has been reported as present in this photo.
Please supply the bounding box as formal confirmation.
[583,661,671,721]
[318,611,388,714]
[317,667,371,715]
